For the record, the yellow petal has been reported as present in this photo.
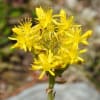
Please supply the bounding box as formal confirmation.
[39,71,45,79]
[49,70,55,76]
[31,65,42,70]
[81,40,88,45]
[77,57,84,62]
[48,50,53,63]
[80,49,87,53]
[22,44,27,52]
[11,43,18,49]
[82,30,92,38]
[36,7,44,19]
[8,37,17,40]
[12,27,20,34]
[39,54,46,64]
[60,9,66,22]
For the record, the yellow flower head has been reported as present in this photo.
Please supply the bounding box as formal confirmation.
[32,50,60,79]
[60,27,92,49]
[9,18,41,51]
[9,7,92,79]
[57,9,74,33]
[36,7,53,29]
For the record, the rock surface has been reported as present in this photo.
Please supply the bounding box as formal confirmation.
[7,82,100,100]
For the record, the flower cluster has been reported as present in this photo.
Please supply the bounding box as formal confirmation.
[9,7,92,79]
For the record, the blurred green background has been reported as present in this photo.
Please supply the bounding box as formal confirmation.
[0,0,100,99]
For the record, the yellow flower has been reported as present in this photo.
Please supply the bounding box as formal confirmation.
[67,47,87,64]
[60,27,92,49]
[35,7,53,29]
[71,28,92,46]
[55,49,69,68]
[32,50,60,79]
[56,46,86,67]
[57,9,74,33]
[80,30,92,45]
[9,18,41,51]
[9,7,92,79]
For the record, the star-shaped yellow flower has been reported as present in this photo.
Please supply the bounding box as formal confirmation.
[36,7,53,29]
[9,18,42,51]
[57,9,74,33]
[32,50,60,79]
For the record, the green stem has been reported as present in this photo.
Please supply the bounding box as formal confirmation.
[47,73,55,100]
